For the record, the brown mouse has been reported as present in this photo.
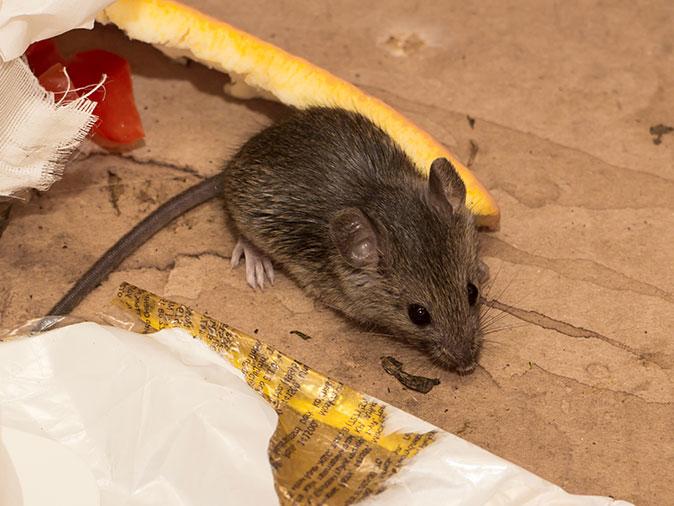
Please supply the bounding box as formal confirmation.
[47,107,487,373]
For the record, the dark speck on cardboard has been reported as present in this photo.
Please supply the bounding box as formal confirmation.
[290,330,312,340]
[649,124,674,145]
[467,140,479,167]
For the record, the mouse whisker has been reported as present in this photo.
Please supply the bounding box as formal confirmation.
[479,306,505,321]
[488,265,540,316]
[482,322,529,335]
[479,308,500,329]
[491,270,518,303]
[481,321,519,337]
[479,265,521,321]
[480,259,503,298]
[479,303,495,318]
[481,338,506,348]
[480,307,512,328]
[481,311,513,329]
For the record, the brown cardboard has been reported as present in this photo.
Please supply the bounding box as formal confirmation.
[1,2,673,504]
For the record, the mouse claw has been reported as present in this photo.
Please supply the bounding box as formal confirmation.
[231,237,274,290]
[255,261,265,289]
[230,240,244,268]
[245,254,257,289]
[262,257,275,285]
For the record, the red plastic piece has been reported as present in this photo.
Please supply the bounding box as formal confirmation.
[38,63,78,103]
[25,40,145,145]
[25,39,65,76]
[67,49,145,145]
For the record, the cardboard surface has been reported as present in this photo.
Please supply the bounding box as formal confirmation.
[1,2,672,504]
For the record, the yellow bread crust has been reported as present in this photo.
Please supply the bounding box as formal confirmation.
[98,0,500,229]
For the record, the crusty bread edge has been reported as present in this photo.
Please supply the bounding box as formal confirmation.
[98,0,500,229]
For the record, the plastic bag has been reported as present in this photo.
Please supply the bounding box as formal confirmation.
[0,283,633,505]
[0,323,278,505]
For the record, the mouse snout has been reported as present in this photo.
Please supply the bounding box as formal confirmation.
[454,360,477,375]
[432,342,478,374]
[454,348,477,375]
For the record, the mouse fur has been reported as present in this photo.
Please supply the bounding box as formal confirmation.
[47,106,486,373]
[223,107,485,372]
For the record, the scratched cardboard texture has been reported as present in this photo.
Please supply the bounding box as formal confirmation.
[0,1,672,504]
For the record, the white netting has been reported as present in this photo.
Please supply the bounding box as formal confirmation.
[0,58,98,197]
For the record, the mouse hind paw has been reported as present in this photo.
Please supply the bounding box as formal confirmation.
[230,238,274,290]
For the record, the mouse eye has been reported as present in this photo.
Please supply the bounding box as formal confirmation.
[467,283,479,306]
[408,304,431,326]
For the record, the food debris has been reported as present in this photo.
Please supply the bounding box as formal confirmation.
[649,124,674,145]
[290,330,312,340]
[381,356,440,394]
[107,170,124,216]
[383,33,425,56]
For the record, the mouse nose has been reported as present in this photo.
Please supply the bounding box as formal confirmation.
[453,346,478,375]
[434,343,478,374]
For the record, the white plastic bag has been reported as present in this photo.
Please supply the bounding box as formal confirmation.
[0,323,279,505]
[0,322,632,505]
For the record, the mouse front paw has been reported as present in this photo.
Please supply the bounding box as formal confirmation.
[230,237,275,290]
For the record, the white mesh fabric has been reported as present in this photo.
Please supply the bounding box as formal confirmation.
[0,58,97,196]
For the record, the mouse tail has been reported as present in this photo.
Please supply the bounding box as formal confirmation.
[47,173,225,318]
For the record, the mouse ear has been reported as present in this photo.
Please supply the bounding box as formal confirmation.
[428,157,466,213]
[330,208,380,268]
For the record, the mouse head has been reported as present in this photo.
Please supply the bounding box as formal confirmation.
[329,157,486,374]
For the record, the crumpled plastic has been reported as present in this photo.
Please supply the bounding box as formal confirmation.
[0,0,114,62]
[0,316,633,505]
[0,323,279,505]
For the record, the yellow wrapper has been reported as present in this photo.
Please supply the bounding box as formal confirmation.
[115,282,435,505]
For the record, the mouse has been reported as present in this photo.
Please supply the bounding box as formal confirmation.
[46,107,488,373]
